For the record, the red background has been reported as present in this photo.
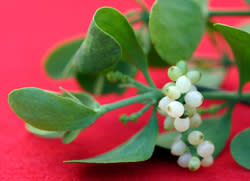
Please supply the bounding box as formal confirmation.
[1,0,250,180]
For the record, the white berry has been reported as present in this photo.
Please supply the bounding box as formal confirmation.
[176,76,192,93]
[201,156,214,167]
[167,101,184,118]
[166,86,181,100]
[184,91,203,107]
[197,141,215,158]
[174,117,190,132]
[162,82,175,95]
[168,66,183,81]
[164,117,175,130]
[171,140,187,156]
[188,156,201,171]
[158,96,172,113]
[187,70,201,84]
[177,153,192,168]
[188,131,204,145]
[190,113,202,128]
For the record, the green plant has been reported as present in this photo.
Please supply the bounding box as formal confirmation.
[8,0,250,170]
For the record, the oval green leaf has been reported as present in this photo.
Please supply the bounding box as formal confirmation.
[65,108,159,163]
[72,7,148,74]
[8,88,98,131]
[149,0,206,64]
[76,60,137,95]
[44,38,83,79]
[230,128,250,170]
[26,124,64,138]
[157,108,233,157]
[214,24,250,91]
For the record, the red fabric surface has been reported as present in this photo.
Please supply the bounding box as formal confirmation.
[1,0,250,180]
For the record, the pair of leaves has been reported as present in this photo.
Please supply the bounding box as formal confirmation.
[231,128,250,170]
[149,0,207,64]
[65,108,159,163]
[8,88,100,133]
[157,108,233,157]
[72,7,148,75]
[214,24,250,91]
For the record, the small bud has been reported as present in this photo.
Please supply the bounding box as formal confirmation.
[197,141,215,158]
[184,91,203,108]
[177,153,192,168]
[168,66,183,81]
[176,60,188,74]
[164,117,175,130]
[171,140,187,156]
[176,76,192,93]
[190,113,202,128]
[201,156,214,167]
[188,131,204,145]
[188,156,201,171]
[166,86,181,100]
[174,117,190,132]
[158,96,173,113]
[187,70,202,84]
[162,82,175,95]
[166,101,184,118]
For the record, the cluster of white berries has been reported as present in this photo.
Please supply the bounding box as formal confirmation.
[158,60,215,171]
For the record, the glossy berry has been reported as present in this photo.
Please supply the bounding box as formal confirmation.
[174,117,190,132]
[166,101,184,118]
[197,141,215,158]
[188,156,201,171]
[190,113,202,128]
[177,153,192,168]
[184,91,203,107]
[201,156,214,167]
[166,86,181,100]
[176,60,188,74]
[187,70,201,84]
[164,117,175,130]
[168,66,183,81]
[176,76,192,93]
[158,96,172,113]
[188,131,204,145]
[162,82,175,95]
[171,140,187,156]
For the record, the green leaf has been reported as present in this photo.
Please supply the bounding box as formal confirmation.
[65,108,159,163]
[62,129,82,144]
[8,88,99,131]
[156,131,179,149]
[230,128,250,170]
[148,45,170,67]
[157,108,233,157]
[26,124,63,138]
[194,67,225,88]
[61,92,100,109]
[214,24,250,91]
[149,0,206,64]
[241,24,250,33]
[76,60,137,95]
[44,38,83,79]
[72,7,148,74]
[245,0,250,4]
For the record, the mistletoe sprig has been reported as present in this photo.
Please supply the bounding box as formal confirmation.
[8,0,250,170]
